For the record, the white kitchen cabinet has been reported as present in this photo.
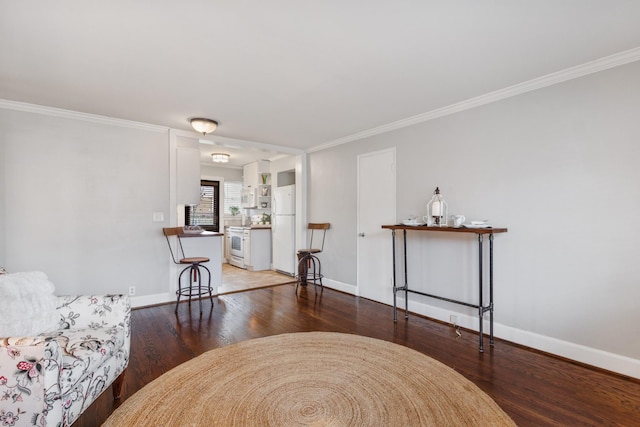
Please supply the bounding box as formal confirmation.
[244,160,271,211]
[243,229,251,267]
[243,160,270,190]
[243,228,271,271]
[224,227,231,262]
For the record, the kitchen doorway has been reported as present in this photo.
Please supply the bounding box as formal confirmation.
[218,263,294,295]
[357,148,396,304]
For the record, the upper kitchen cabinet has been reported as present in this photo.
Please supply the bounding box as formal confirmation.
[243,160,271,209]
[243,160,270,190]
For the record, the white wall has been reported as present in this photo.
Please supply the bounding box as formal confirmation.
[0,130,5,266]
[309,60,640,377]
[201,164,243,182]
[0,108,171,297]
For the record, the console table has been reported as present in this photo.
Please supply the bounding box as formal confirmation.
[381,225,508,352]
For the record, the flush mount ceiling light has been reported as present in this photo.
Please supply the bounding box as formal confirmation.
[190,118,218,135]
[211,153,230,163]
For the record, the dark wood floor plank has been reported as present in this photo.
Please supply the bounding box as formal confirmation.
[74,284,640,426]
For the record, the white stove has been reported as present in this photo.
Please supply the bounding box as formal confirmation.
[228,226,245,268]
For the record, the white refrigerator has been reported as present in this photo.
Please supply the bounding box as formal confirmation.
[272,184,296,275]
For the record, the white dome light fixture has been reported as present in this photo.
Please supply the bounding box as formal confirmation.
[190,118,218,135]
[211,153,230,163]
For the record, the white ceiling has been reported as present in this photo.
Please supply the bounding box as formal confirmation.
[2,1,640,161]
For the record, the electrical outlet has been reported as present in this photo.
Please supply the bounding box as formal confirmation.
[450,315,458,325]
[128,286,136,296]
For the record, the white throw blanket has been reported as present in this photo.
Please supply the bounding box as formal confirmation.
[0,271,59,337]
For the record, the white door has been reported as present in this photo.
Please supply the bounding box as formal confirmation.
[357,148,396,304]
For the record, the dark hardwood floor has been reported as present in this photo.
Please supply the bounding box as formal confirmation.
[79,284,640,426]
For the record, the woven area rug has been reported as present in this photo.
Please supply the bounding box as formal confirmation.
[103,332,516,426]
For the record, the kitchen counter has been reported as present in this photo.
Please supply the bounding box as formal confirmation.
[180,231,224,237]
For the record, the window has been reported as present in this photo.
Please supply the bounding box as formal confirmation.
[186,180,220,232]
[223,180,242,215]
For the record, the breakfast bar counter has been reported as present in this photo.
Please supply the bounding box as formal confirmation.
[179,230,224,237]
[178,231,223,289]
[381,224,508,352]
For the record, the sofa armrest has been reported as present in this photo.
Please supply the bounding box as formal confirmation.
[0,337,64,424]
[55,295,131,332]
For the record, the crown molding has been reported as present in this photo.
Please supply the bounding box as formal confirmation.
[0,99,169,133]
[309,46,640,153]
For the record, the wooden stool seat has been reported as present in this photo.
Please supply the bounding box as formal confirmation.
[297,249,321,254]
[180,257,210,264]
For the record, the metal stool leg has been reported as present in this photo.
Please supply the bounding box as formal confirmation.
[199,264,214,307]
[195,265,203,315]
[176,265,192,313]
[176,263,214,314]
[309,255,323,294]
[296,253,324,294]
[296,253,311,293]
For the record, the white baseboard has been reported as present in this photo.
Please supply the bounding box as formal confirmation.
[130,293,173,308]
[396,296,640,379]
[495,322,640,380]
[322,278,356,295]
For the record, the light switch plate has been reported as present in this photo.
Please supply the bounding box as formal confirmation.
[153,212,164,222]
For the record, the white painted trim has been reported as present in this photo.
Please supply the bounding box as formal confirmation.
[495,322,640,380]
[168,129,179,297]
[322,278,356,295]
[130,293,173,309]
[392,296,640,379]
[310,46,640,153]
[296,152,308,255]
[0,99,306,155]
[0,99,169,133]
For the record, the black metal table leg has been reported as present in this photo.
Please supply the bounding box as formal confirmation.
[403,229,408,319]
[489,233,495,346]
[478,233,484,353]
[392,230,398,322]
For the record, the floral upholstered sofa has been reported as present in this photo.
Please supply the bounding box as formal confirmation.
[0,271,131,426]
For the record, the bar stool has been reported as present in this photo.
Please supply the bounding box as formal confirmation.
[296,223,330,293]
[163,227,214,314]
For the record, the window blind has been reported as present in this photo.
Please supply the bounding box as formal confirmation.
[223,180,242,215]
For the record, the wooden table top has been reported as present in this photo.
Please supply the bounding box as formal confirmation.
[381,225,508,234]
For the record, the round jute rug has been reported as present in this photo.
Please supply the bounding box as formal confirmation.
[103,332,516,426]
